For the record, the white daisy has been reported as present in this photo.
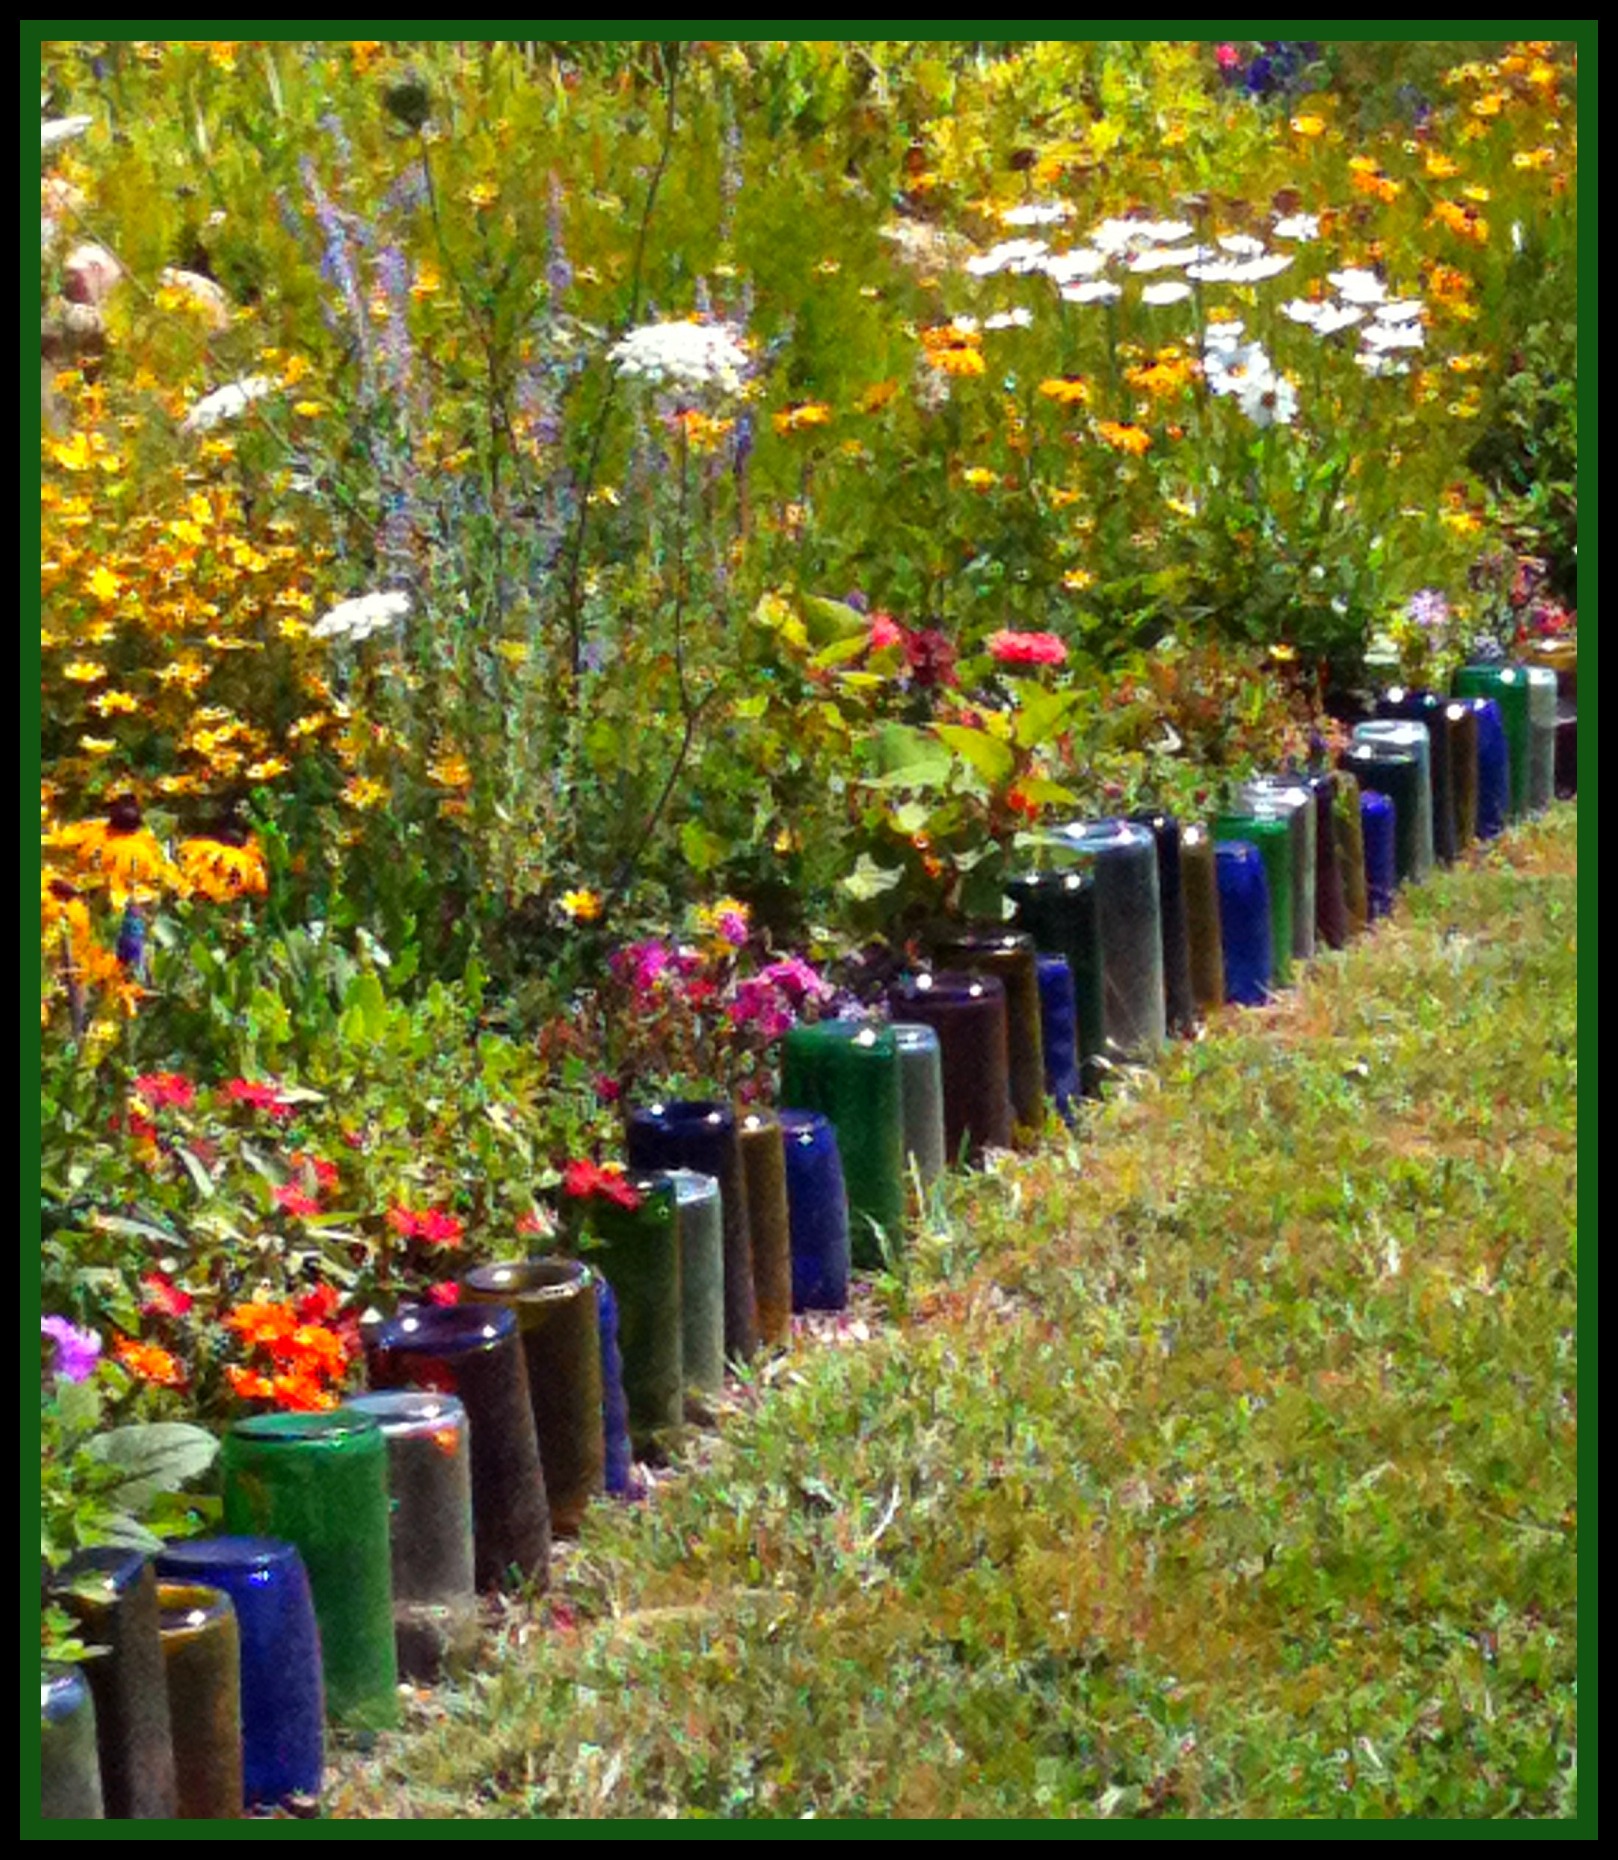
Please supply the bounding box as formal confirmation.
[1360,321,1425,352]
[1187,254,1293,285]
[1373,299,1425,324]
[1218,233,1268,257]
[1041,249,1109,285]
[1000,202,1073,227]
[1328,267,1387,305]
[1060,281,1122,305]
[1140,281,1193,306]
[1272,213,1321,241]
[983,308,1034,330]
[964,238,1050,278]
[1127,244,1213,273]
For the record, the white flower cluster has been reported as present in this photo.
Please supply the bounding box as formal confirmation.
[1281,270,1428,374]
[1204,324,1298,428]
[180,375,276,435]
[608,319,751,397]
[963,214,1296,302]
[310,589,413,645]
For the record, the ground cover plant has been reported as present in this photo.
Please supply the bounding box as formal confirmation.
[322,809,1578,1820]
[37,35,1578,1820]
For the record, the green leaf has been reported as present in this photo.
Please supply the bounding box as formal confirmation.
[839,855,905,902]
[342,971,389,1045]
[868,724,952,787]
[810,632,872,670]
[83,1423,219,1512]
[681,819,728,874]
[1013,686,1081,750]
[800,595,870,648]
[935,724,1016,788]
[174,1147,215,1200]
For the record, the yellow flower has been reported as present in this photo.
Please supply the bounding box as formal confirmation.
[1424,152,1462,179]
[1290,114,1327,137]
[91,690,140,716]
[960,467,1000,491]
[411,263,443,300]
[86,564,122,603]
[858,380,900,413]
[1094,422,1152,457]
[496,641,531,667]
[466,181,499,212]
[246,758,290,782]
[559,888,603,923]
[1038,376,1091,407]
[177,834,268,902]
[342,776,388,811]
[773,402,833,437]
[1062,569,1095,592]
[53,804,175,902]
[428,752,473,789]
[293,401,325,418]
[931,345,985,378]
[675,410,736,453]
[63,660,108,683]
[79,736,118,758]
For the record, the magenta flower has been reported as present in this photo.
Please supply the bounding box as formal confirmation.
[43,1315,103,1384]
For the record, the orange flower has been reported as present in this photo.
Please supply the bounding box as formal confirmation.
[225,1365,276,1401]
[1038,376,1091,407]
[773,402,833,436]
[177,833,268,903]
[114,1335,186,1388]
[224,1300,299,1350]
[270,1370,340,1412]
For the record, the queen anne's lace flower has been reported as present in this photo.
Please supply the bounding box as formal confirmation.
[181,375,276,434]
[608,319,751,396]
[42,115,93,150]
[310,589,412,644]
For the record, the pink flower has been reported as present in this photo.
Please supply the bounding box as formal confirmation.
[716,910,749,948]
[987,629,1068,667]
[868,614,905,651]
[761,956,829,1002]
[1216,43,1242,69]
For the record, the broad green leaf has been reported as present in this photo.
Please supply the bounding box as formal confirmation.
[868,724,952,786]
[811,632,872,671]
[1012,776,1080,807]
[1013,686,1081,750]
[935,724,1016,788]
[342,971,389,1045]
[840,854,905,901]
[84,1423,219,1511]
[800,595,870,647]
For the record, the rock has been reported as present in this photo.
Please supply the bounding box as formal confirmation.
[42,299,106,366]
[63,242,122,307]
[159,267,232,330]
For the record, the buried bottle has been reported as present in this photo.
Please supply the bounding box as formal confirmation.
[934,927,1047,1137]
[41,1666,104,1821]
[1341,743,1422,889]
[1211,812,1293,990]
[779,1110,851,1312]
[367,1303,551,1594]
[779,1019,906,1267]
[155,1537,323,1810]
[51,1546,177,1819]
[887,970,1013,1165]
[157,1583,243,1820]
[220,1410,398,1732]
[1177,824,1225,1015]
[738,1113,794,1348]
[461,1258,606,1533]
[1352,721,1434,881]
[889,1022,947,1191]
[1234,779,1318,964]
[626,1102,757,1362]
[341,1393,479,1681]
[1213,840,1273,1006]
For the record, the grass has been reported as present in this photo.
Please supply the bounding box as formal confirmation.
[327,807,1578,1821]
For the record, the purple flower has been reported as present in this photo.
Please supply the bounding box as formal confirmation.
[42,1316,102,1384]
[1405,588,1450,631]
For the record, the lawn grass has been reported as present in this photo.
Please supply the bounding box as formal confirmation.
[327,806,1578,1821]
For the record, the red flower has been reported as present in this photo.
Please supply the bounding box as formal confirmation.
[904,627,959,689]
[221,1078,296,1119]
[593,1073,623,1104]
[387,1205,422,1238]
[387,1205,465,1246]
[516,1207,554,1239]
[289,1151,340,1190]
[427,1281,461,1307]
[987,629,1068,667]
[296,1284,342,1324]
[275,1185,322,1218]
[140,1274,193,1319]
[132,1072,195,1111]
[562,1159,643,1211]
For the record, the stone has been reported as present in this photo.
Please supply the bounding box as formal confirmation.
[63,241,123,307]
